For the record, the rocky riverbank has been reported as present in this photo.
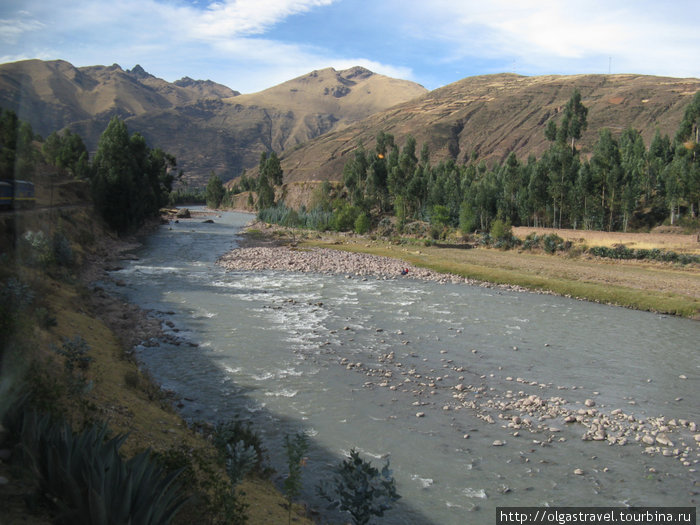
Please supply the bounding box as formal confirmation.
[218,243,539,295]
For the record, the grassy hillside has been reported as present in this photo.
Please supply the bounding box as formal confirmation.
[276,73,700,183]
[0,60,426,185]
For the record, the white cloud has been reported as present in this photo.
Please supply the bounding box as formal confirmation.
[393,0,700,78]
[189,0,334,40]
[0,0,698,93]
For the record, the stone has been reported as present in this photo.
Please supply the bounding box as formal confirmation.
[584,399,596,407]
[573,468,584,475]
[655,434,673,447]
[492,440,505,446]
[641,435,655,445]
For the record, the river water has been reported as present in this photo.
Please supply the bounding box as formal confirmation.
[106,210,699,524]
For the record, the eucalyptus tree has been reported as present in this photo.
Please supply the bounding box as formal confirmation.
[543,90,588,227]
[590,128,623,230]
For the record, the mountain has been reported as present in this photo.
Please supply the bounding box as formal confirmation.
[276,73,700,184]
[0,59,427,185]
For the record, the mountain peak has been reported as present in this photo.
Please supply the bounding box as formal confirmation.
[128,64,153,79]
[339,66,373,81]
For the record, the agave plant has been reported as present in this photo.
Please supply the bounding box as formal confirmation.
[17,411,187,525]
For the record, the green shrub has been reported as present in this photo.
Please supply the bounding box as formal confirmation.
[283,432,309,525]
[331,204,360,232]
[489,219,511,241]
[213,419,265,474]
[318,448,400,525]
[52,336,93,395]
[354,212,370,234]
[34,306,57,328]
[587,245,698,265]
[542,233,565,254]
[17,411,187,525]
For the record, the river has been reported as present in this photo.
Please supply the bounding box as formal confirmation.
[104,209,699,524]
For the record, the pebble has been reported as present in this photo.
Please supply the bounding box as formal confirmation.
[573,468,584,475]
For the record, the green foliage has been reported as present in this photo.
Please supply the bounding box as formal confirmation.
[206,172,226,209]
[43,129,90,179]
[318,449,400,525]
[0,108,38,179]
[257,204,333,231]
[213,419,265,474]
[332,91,699,234]
[34,306,57,329]
[14,410,187,525]
[169,186,206,205]
[588,245,699,265]
[489,219,511,241]
[52,336,93,395]
[91,117,176,234]
[459,201,477,236]
[331,203,361,232]
[430,204,451,228]
[354,212,371,234]
[211,421,259,525]
[282,432,309,525]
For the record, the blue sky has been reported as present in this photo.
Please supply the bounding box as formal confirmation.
[1,0,699,94]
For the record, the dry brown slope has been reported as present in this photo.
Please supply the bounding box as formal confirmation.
[0,60,426,185]
[279,73,700,184]
[0,59,238,137]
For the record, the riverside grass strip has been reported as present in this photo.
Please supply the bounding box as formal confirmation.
[301,237,700,319]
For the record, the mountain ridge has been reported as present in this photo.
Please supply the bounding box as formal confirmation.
[275,72,700,185]
[0,59,698,188]
[0,59,427,184]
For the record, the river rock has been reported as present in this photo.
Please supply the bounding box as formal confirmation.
[655,434,673,447]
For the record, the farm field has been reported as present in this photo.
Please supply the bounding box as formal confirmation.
[513,226,700,255]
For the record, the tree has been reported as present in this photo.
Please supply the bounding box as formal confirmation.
[317,449,400,525]
[559,89,589,154]
[283,433,309,525]
[43,130,90,178]
[591,128,623,230]
[206,172,225,209]
[675,91,700,216]
[266,151,284,186]
[675,90,700,149]
[459,200,476,236]
[91,117,175,233]
[544,91,588,227]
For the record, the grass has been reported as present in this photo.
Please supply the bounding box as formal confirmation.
[296,233,700,319]
[513,226,700,255]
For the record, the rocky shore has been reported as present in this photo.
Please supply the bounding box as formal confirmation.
[215,229,700,482]
[218,244,538,294]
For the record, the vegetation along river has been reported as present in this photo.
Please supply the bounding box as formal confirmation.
[104,210,699,524]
